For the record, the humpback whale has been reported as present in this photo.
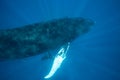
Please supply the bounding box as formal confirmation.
[0,17,94,61]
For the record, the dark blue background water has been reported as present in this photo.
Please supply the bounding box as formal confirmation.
[0,0,120,80]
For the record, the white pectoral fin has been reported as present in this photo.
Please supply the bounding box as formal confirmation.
[44,56,65,79]
[44,42,70,79]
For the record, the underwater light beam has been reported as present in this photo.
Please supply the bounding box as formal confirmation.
[44,42,70,79]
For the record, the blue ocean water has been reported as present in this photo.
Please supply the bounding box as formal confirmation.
[0,0,120,80]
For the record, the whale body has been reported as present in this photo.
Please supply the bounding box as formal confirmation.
[0,17,94,60]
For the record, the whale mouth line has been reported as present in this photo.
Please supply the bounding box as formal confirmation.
[44,42,70,79]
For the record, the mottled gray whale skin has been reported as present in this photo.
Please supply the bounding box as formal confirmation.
[0,17,94,60]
